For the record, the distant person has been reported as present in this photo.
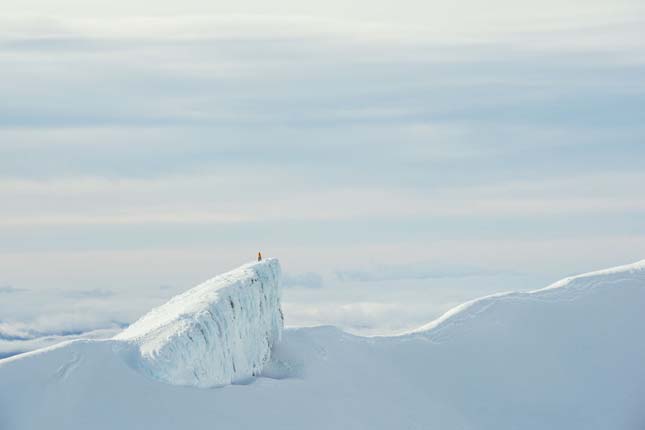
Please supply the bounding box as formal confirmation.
[258,252,262,261]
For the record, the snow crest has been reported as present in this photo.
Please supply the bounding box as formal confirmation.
[411,259,645,337]
[115,259,283,387]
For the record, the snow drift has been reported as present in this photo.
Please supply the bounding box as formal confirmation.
[1,259,644,430]
[114,258,283,387]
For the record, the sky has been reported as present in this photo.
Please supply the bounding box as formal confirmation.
[1,0,645,353]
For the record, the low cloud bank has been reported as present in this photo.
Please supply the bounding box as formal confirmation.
[336,262,515,282]
[282,272,324,289]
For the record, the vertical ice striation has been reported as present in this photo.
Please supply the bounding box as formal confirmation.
[114,259,283,387]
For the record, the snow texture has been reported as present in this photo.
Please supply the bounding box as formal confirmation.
[412,259,645,336]
[114,258,283,387]
[1,259,644,430]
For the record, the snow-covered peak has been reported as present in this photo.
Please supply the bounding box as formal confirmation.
[115,258,283,387]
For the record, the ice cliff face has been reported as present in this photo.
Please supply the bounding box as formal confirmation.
[115,258,283,387]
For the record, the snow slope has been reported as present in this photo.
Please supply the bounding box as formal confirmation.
[1,259,644,430]
[114,258,283,387]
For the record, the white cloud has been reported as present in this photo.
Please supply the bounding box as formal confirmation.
[1,171,645,230]
[2,1,644,42]
[282,272,324,289]
[336,263,506,283]
[282,300,462,335]
[0,285,28,294]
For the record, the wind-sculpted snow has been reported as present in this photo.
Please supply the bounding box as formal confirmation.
[411,259,645,339]
[1,259,644,430]
[114,258,283,387]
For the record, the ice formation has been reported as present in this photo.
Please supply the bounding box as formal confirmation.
[114,258,283,387]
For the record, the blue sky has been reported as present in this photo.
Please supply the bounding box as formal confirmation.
[1,0,645,348]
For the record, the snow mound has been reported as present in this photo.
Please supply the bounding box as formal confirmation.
[114,258,283,387]
[412,259,645,337]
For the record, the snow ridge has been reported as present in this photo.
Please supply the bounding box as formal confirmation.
[115,258,283,387]
[411,259,645,339]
